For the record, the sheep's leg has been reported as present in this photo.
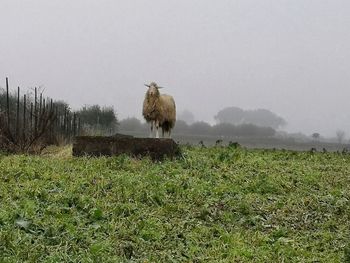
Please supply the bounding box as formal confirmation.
[149,122,154,138]
[155,120,160,138]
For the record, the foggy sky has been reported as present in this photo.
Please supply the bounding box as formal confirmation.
[1,0,350,137]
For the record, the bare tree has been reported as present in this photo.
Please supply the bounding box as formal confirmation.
[336,130,346,144]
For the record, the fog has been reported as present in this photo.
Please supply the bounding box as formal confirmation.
[1,0,350,137]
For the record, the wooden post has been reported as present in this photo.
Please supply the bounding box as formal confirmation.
[78,117,81,136]
[50,99,53,111]
[54,106,58,140]
[73,113,76,137]
[16,86,20,140]
[39,92,42,116]
[38,93,43,132]
[41,98,46,132]
[42,98,46,116]
[49,99,53,142]
[23,94,26,143]
[30,102,33,132]
[66,109,69,137]
[63,107,67,134]
[6,77,10,130]
[34,87,37,137]
[66,110,70,140]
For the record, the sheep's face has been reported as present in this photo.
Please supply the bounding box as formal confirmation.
[147,85,160,98]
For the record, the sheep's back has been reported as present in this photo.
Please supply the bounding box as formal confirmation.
[159,94,176,123]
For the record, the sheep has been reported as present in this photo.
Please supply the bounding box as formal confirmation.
[142,82,176,138]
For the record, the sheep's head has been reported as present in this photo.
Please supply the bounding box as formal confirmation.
[144,82,162,98]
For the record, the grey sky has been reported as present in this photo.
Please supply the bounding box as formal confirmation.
[1,0,350,137]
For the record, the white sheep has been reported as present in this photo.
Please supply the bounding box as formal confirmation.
[142,82,176,138]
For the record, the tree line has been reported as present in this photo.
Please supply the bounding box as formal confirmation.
[119,118,276,137]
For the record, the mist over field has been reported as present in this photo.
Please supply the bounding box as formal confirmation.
[2,2,350,261]
[1,0,350,138]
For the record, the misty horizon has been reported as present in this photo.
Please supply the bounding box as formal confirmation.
[1,0,350,138]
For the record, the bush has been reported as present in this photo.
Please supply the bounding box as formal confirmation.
[76,105,118,135]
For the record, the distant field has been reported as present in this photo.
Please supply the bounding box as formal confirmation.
[120,130,350,152]
[0,146,349,262]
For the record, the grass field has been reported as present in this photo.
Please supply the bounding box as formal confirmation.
[0,145,350,262]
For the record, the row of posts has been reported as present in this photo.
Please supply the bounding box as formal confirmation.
[1,77,81,145]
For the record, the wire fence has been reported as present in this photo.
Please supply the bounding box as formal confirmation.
[0,77,81,152]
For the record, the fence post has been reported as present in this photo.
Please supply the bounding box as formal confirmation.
[78,117,81,136]
[6,77,10,131]
[39,93,42,132]
[55,105,58,138]
[34,87,37,137]
[66,109,70,141]
[30,102,33,132]
[16,86,20,141]
[73,113,76,137]
[40,98,46,132]
[23,94,26,144]
[39,93,42,114]
[49,99,53,142]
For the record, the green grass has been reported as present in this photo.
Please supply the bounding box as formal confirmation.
[0,146,349,262]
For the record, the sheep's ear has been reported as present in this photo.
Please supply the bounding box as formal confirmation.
[144,84,150,88]
[158,86,164,89]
